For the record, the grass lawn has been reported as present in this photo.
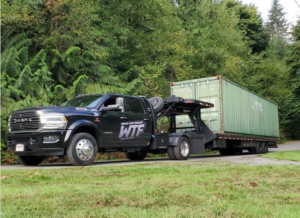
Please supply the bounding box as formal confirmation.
[261,150,300,162]
[1,162,300,218]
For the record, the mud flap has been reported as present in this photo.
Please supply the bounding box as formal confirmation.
[189,134,205,154]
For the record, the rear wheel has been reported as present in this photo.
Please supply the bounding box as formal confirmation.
[66,133,98,166]
[173,137,190,160]
[17,156,45,166]
[126,151,147,161]
[167,147,176,160]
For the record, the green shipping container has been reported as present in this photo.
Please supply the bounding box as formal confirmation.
[170,75,279,138]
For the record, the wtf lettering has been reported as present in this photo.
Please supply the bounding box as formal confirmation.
[118,121,146,140]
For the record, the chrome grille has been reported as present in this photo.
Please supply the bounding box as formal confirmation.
[10,111,40,132]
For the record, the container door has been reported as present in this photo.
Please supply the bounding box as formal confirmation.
[171,81,195,99]
[195,78,222,133]
[171,81,196,133]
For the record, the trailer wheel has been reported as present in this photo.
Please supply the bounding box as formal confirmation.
[264,143,269,153]
[254,142,261,154]
[259,142,264,154]
[126,151,147,161]
[148,97,164,113]
[167,147,176,160]
[261,142,268,154]
[173,137,190,160]
[66,133,98,166]
[17,156,45,166]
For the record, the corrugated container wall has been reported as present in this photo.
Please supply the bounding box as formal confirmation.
[170,76,279,138]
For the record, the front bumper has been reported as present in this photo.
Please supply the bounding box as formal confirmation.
[6,130,67,156]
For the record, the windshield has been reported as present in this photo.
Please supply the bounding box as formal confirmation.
[60,95,104,108]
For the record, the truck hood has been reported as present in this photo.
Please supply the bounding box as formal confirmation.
[11,106,99,116]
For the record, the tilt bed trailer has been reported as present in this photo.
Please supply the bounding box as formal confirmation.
[6,94,214,166]
[171,75,279,155]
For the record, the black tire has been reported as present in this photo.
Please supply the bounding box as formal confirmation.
[264,143,269,153]
[17,156,45,166]
[167,147,176,160]
[259,142,264,154]
[173,137,190,160]
[261,142,268,154]
[148,97,164,113]
[126,151,147,161]
[66,133,98,166]
[254,142,261,154]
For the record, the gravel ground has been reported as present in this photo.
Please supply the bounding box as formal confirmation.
[1,141,300,170]
[211,140,300,166]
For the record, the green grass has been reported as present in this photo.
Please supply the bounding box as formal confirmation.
[261,150,300,162]
[1,162,300,218]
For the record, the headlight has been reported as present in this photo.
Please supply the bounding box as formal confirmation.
[40,114,68,129]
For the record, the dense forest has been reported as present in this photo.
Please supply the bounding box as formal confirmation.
[1,0,300,162]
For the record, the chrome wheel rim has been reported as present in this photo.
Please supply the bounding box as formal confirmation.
[75,139,94,160]
[180,141,189,157]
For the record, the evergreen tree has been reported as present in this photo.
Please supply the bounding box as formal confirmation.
[176,0,250,83]
[226,1,269,54]
[286,21,300,139]
[265,1,290,60]
[265,0,289,38]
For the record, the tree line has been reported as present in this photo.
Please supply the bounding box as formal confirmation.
[1,0,299,162]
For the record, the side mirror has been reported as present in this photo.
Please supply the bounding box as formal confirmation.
[100,104,120,112]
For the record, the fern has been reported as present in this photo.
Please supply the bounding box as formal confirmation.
[65,46,81,57]
[1,47,22,76]
[67,75,88,99]
[15,65,33,88]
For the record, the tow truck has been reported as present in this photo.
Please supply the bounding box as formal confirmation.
[6,94,213,166]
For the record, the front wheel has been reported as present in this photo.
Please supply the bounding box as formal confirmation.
[17,156,45,166]
[66,133,98,166]
[126,151,147,161]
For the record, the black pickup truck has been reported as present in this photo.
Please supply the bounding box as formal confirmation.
[6,94,213,166]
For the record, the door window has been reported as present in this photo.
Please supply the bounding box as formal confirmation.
[125,98,145,114]
[101,97,124,112]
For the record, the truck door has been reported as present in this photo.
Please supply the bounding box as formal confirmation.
[100,96,127,147]
[120,97,152,147]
